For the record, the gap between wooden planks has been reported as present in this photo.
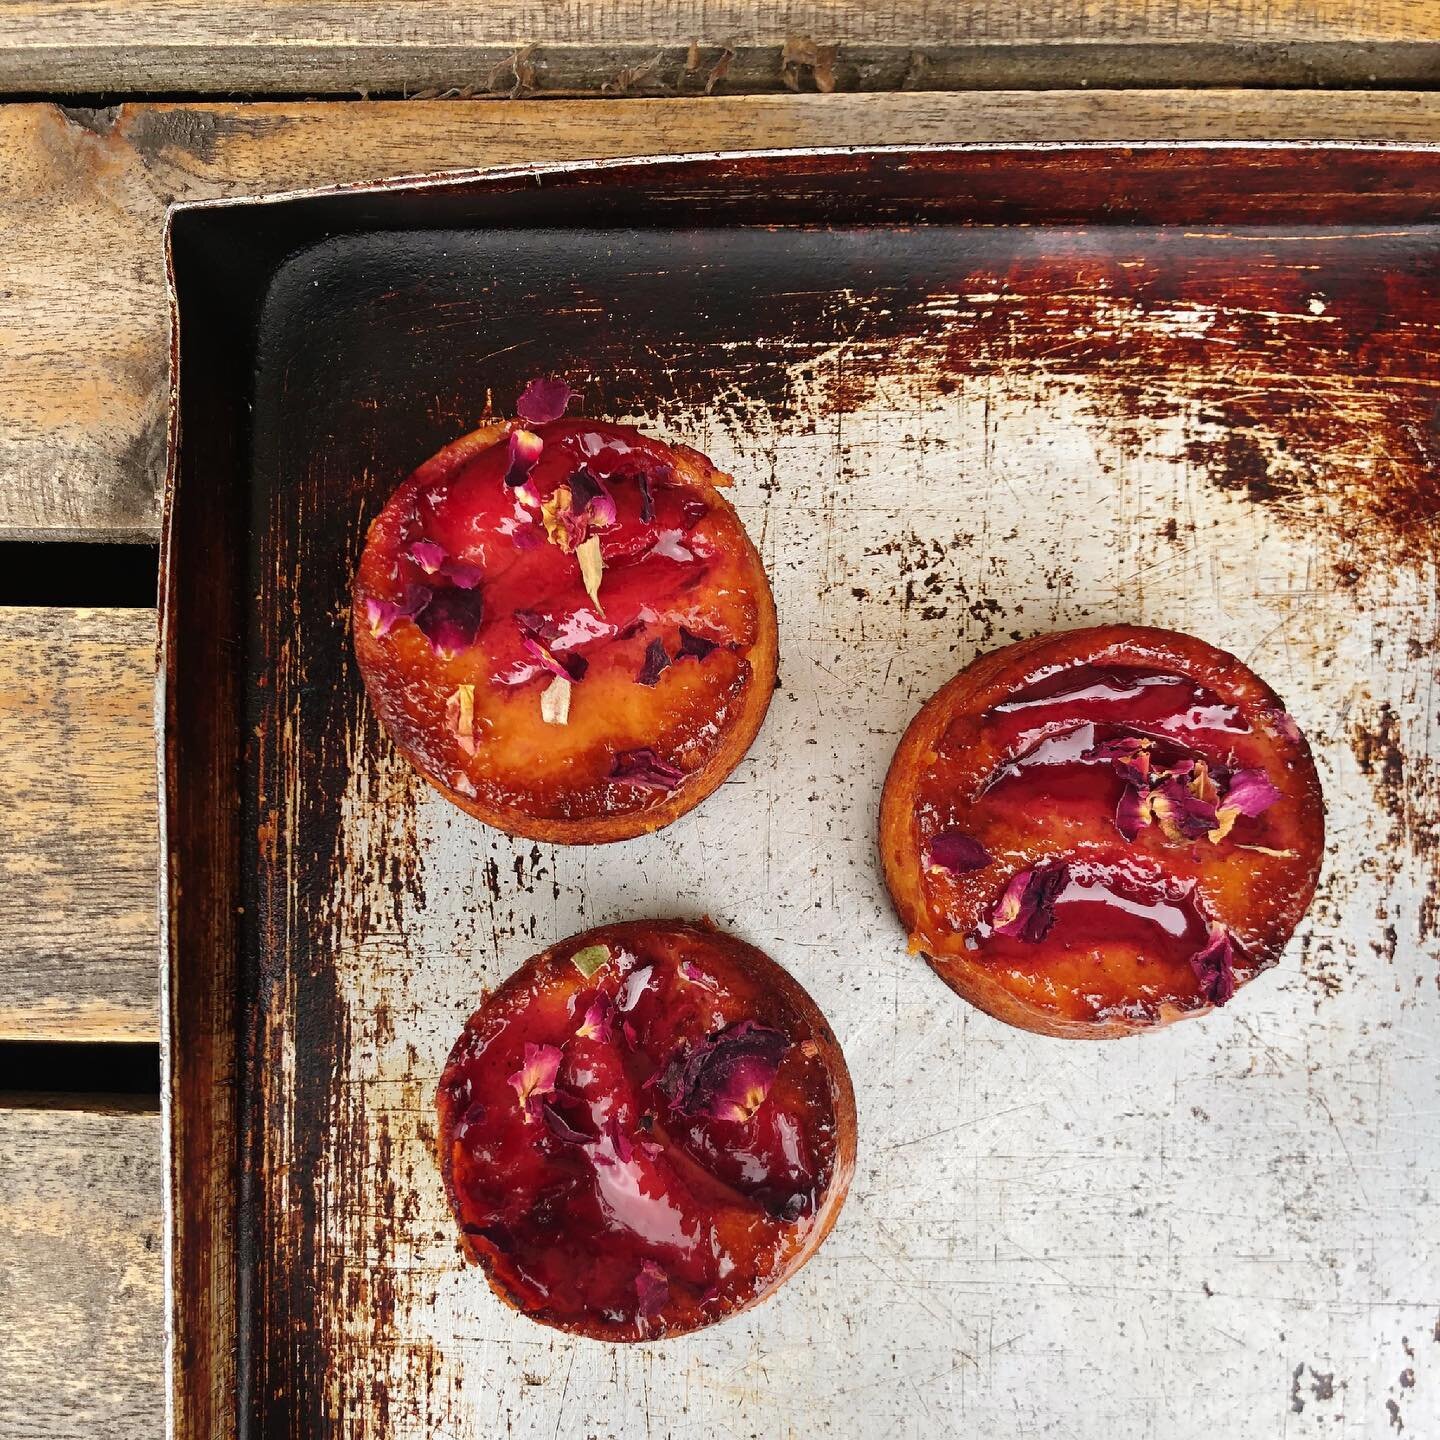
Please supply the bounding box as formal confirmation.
[0,1096,163,1438]
[7,91,1440,541]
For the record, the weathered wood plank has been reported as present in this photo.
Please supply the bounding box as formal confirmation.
[0,607,158,1041]
[9,91,1440,542]
[0,1097,163,1439]
[0,0,1436,93]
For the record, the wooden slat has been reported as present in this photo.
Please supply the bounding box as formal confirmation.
[0,1,1436,93]
[8,91,1440,542]
[0,1097,163,1438]
[0,607,158,1041]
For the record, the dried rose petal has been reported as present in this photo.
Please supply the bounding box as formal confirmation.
[635,1260,668,1317]
[508,1042,562,1120]
[1271,709,1303,742]
[445,683,477,756]
[610,748,684,791]
[1186,758,1221,808]
[407,540,481,588]
[1221,767,1281,819]
[504,428,544,490]
[638,470,656,523]
[637,638,671,686]
[575,995,613,1041]
[522,634,588,683]
[569,467,617,529]
[1115,785,1154,842]
[539,484,586,553]
[655,1020,788,1124]
[516,377,573,425]
[991,862,1070,943]
[1190,924,1238,1005]
[363,586,427,638]
[676,626,718,662]
[1149,775,1219,843]
[541,1102,591,1145]
[576,535,605,612]
[678,958,713,987]
[608,1115,635,1164]
[925,828,991,874]
[539,674,571,725]
[414,587,485,657]
[407,540,447,573]
[1084,734,1154,790]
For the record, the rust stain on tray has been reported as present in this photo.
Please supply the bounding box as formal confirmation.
[203,154,1440,1439]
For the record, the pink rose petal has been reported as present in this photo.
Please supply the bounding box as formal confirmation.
[516,377,573,425]
[507,1042,562,1120]
[1221,767,1281,819]
[504,427,544,490]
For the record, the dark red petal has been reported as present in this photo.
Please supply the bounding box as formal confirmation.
[635,1260,669,1317]
[655,1020,788,1123]
[1190,925,1238,1005]
[637,638,671,686]
[607,1115,635,1165]
[991,862,1070,943]
[925,828,991,874]
[1150,775,1219,840]
[513,608,557,645]
[541,1102,592,1145]
[568,466,618,530]
[516,377,573,425]
[610,748,684,790]
[638,471,656,523]
[675,626,718,662]
[414,587,485,656]
[1083,734,1154,789]
[439,559,484,589]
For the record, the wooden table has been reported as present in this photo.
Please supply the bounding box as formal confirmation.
[3,7,1439,1435]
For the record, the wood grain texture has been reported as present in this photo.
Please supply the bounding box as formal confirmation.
[0,1097,163,1440]
[10,91,1440,542]
[0,0,1436,93]
[0,607,158,1041]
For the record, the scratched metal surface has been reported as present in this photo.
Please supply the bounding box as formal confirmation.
[242,209,1439,1436]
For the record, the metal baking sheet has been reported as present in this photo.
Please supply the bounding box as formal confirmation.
[161,146,1440,1439]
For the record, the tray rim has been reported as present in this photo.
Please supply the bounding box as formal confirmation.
[157,138,1440,1440]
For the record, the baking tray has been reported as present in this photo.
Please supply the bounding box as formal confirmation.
[160,146,1440,1440]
